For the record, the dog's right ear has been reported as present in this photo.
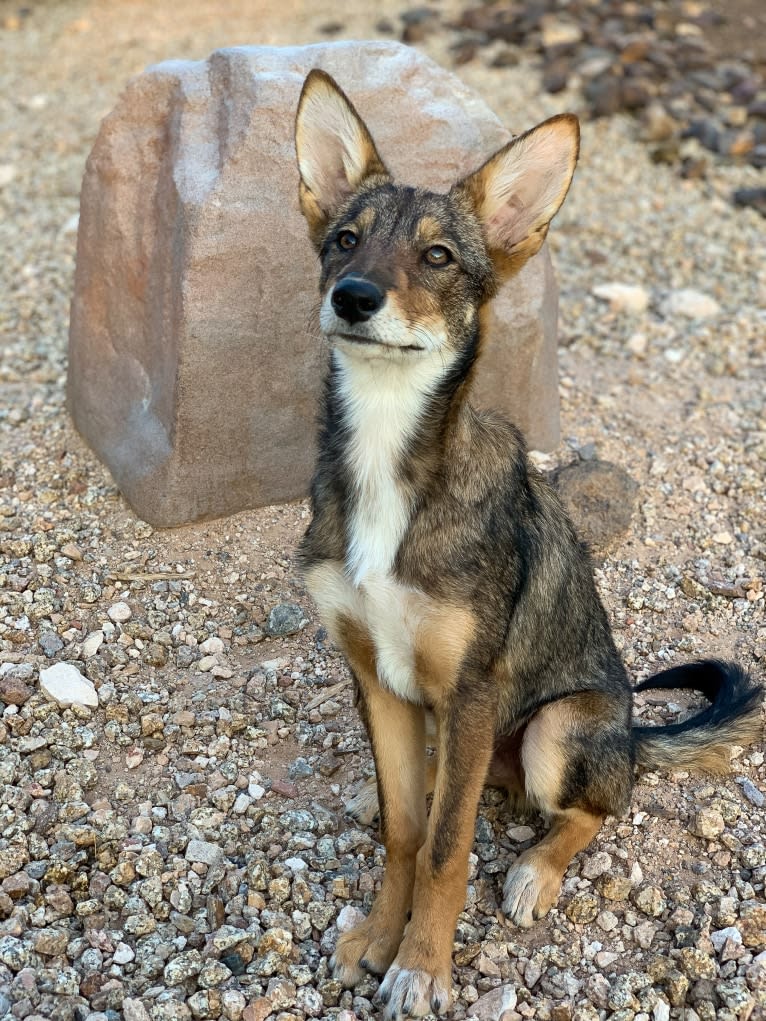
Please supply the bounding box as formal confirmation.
[295,70,390,247]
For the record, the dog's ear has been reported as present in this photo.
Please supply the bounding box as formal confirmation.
[453,114,579,276]
[295,70,390,247]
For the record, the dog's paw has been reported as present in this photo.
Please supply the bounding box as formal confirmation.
[378,963,451,1019]
[330,916,400,987]
[344,777,380,827]
[502,859,559,928]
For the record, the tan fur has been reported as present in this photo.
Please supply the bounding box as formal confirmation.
[521,692,613,810]
[385,706,495,1008]
[635,716,763,773]
[454,113,579,279]
[331,616,428,984]
[416,215,447,243]
[414,604,476,704]
[354,206,377,232]
[348,755,439,826]
[386,287,448,345]
[303,559,361,643]
[305,560,475,706]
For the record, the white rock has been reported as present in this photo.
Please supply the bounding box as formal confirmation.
[123,1000,151,1021]
[185,839,223,866]
[284,857,308,872]
[507,824,536,842]
[107,601,132,623]
[233,793,252,814]
[249,782,266,800]
[336,905,367,933]
[711,926,742,952]
[40,663,98,708]
[597,910,619,931]
[198,655,217,672]
[653,1001,671,1021]
[582,851,613,879]
[0,164,16,187]
[81,630,104,659]
[200,636,224,655]
[662,288,721,319]
[627,331,648,355]
[664,347,684,363]
[541,16,583,48]
[1,662,34,680]
[592,282,650,313]
[60,213,80,236]
[524,958,543,987]
[471,984,517,1021]
[595,950,620,969]
[113,942,135,965]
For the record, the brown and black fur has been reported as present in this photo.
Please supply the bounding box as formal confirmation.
[293,69,763,1020]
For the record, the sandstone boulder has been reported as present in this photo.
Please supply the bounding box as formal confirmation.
[68,41,561,527]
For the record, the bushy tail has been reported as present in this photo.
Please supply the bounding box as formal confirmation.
[632,660,763,772]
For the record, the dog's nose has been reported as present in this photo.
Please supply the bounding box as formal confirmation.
[331,277,384,324]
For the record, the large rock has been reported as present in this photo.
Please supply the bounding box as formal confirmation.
[68,41,561,527]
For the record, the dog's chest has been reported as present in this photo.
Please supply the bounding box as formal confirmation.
[306,352,474,702]
[337,354,425,583]
[336,355,426,699]
[306,559,473,706]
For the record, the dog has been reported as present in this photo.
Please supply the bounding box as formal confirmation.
[293,69,763,1020]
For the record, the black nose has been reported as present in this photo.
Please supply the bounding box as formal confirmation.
[331,277,384,325]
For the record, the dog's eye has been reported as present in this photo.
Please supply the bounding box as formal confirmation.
[424,245,452,267]
[337,230,358,251]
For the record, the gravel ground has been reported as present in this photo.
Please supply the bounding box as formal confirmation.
[1,3,765,1021]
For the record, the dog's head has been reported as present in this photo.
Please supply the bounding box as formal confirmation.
[294,69,579,364]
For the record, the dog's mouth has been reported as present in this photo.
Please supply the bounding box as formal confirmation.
[331,332,425,353]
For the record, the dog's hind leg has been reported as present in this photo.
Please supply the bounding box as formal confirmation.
[502,692,633,927]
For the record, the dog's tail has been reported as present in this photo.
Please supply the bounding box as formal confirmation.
[632,660,763,772]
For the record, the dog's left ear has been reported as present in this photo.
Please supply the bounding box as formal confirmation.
[453,114,579,276]
[295,69,390,247]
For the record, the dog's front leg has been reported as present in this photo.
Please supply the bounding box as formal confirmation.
[378,692,495,1019]
[331,621,427,986]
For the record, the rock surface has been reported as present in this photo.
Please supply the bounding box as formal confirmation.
[592,282,650,313]
[551,458,638,550]
[39,662,99,708]
[68,40,560,527]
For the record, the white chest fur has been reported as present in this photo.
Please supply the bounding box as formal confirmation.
[309,347,453,702]
[335,348,437,584]
[306,561,434,703]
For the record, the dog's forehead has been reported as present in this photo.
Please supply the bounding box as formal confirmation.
[343,184,470,241]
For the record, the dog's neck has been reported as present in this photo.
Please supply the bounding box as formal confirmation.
[330,336,477,584]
